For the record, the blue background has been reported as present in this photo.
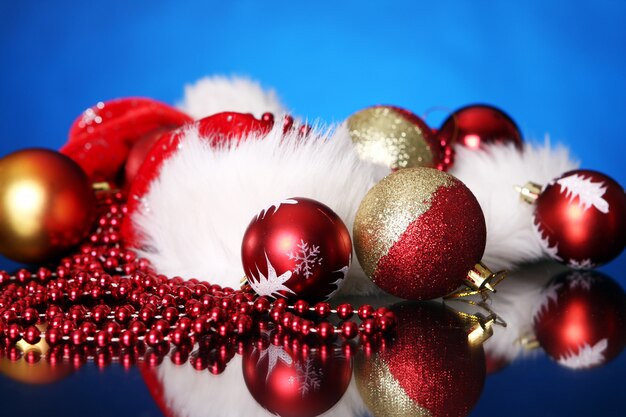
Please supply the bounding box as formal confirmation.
[1,1,626,416]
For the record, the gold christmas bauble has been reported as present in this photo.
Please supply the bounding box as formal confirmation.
[346,105,441,170]
[0,148,96,263]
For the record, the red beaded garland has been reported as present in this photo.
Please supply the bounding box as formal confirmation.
[0,189,396,375]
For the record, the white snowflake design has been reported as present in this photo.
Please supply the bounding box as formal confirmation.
[566,271,597,291]
[556,173,609,213]
[258,344,293,382]
[287,239,322,278]
[248,253,295,299]
[288,357,323,398]
[557,339,609,369]
[532,280,563,323]
[325,257,351,300]
[532,216,562,261]
[257,198,298,219]
[567,258,596,270]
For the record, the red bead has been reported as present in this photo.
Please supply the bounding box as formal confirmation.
[113,306,131,324]
[357,305,375,320]
[336,303,354,320]
[293,300,309,315]
[340,321,358,339]
[253,297,271,313]
[176,316,192,332]
[269,308,283,323]
[129,320,147,336]
[281,312,294,328]
[71,329,87,345]
[218,323,233,337]
[192,317,207,335]
[377,312,397,331]
[300,320,312,336]
[120,330,137,347]
[316,322,335,341]
[152,319,170,335]
[45,327,63,346]
[104,321,121,337]
[236,316,253,335]
[314,302,331,318]
[80,321,97,337]
[23,325,41,344]
[360,318,378,336]
[22,307,39,325]
[169,328,188,347]
[96,330,111,347]
[138,307,155,323]
[163,306,179,324]
[146,329,163,346]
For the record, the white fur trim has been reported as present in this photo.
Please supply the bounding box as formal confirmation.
[449,138,579,271]
[131,121,389,295]
[154,356,367,417]
[177,76,288,119]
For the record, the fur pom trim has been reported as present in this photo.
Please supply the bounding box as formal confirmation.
[130,120,389,296]
[177,76,288,119]
[449,139,579,271]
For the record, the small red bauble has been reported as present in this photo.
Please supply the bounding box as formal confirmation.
[61,97,192,183]
[354,302,486,417]
[242,341,352,417]
[353,168,488,300]
[533,270,626,369]
[241,197,352,301]
[532,169,626,268]
[437,104,522,150]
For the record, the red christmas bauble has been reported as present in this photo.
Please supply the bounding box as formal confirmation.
[241,197,352,301]
[121,111,275,247]
[353,168,486,300]
[242,341,352,417]
[533,169,626,268]
[355,302,486,417]
[346,105,451,171]
[438,104,522,150]
[61,97,192,183]
[533,270,626,369]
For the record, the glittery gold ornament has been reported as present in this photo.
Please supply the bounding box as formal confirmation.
[353,167,496,300]
[0,149,96,263]
[346,105,445,170]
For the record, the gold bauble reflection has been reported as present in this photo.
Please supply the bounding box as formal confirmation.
[347,106,437,170]
[0,148,96,263]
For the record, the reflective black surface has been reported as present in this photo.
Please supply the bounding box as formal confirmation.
[1,259,625,417]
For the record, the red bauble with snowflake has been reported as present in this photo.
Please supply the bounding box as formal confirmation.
[437,104,523,151]
[533,270,626,369]
[241,197,352,301]
[532,169,626,268]
[242,341,352,417]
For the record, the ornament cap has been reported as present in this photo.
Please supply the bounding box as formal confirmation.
[466,313,495,346]
[464,262,500,292]
[514,181,542,204]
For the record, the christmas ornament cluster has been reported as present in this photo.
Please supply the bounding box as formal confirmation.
[0,75,625,304]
